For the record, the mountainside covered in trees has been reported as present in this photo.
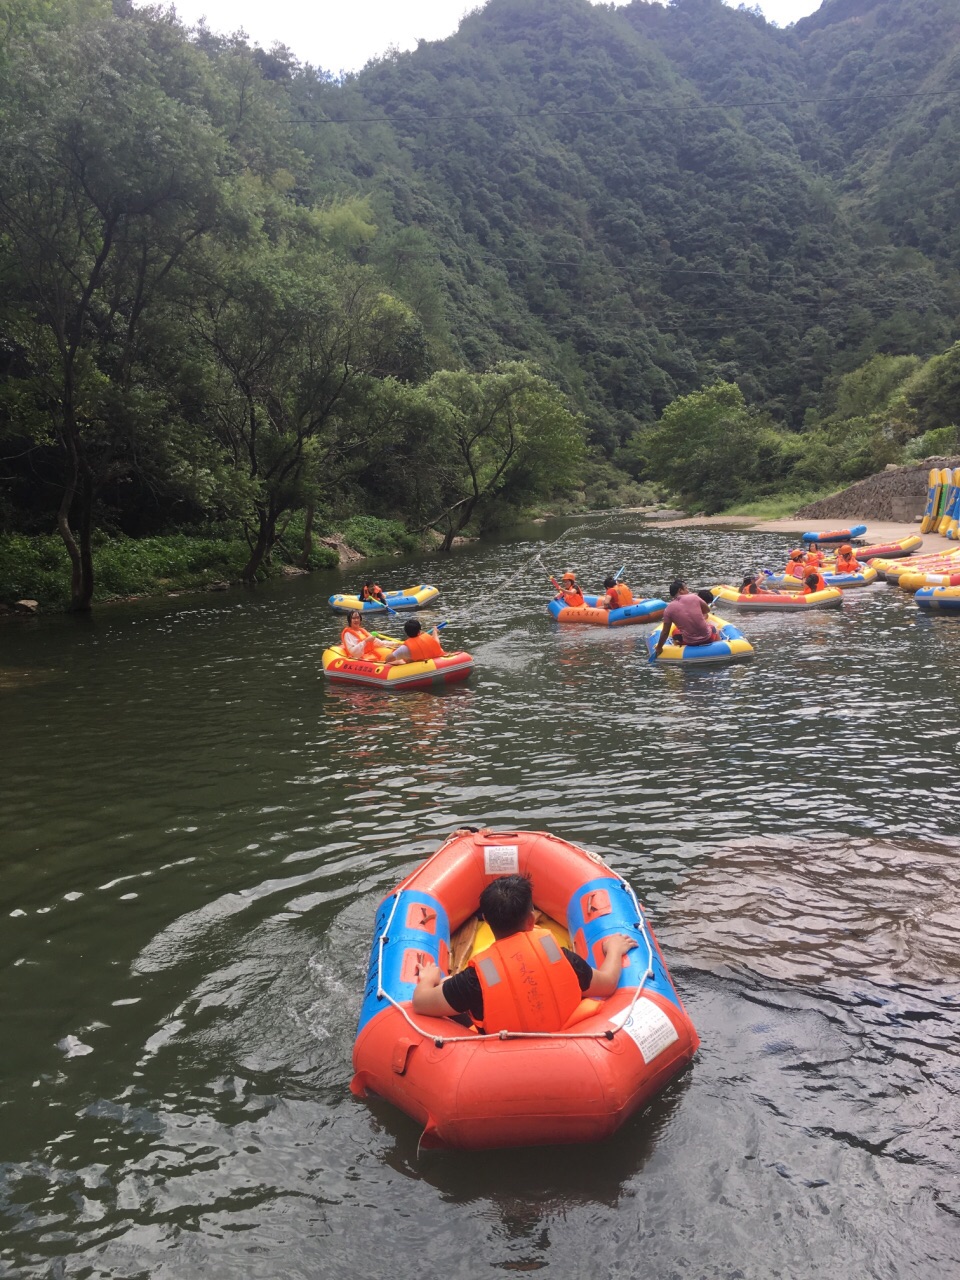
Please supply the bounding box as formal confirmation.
[3,0,960,607]
[352,0,960,430]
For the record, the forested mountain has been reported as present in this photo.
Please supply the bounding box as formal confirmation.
[331,0,959,436]
[3,0,960,607]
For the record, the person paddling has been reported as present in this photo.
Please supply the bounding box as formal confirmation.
[653,579,720,657]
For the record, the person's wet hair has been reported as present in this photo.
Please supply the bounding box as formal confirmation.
[603,576,616,588]
[403,618,422,638]
[479,874,534,937]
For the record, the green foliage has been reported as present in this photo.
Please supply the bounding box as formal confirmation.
[0,534,250,608]
[339,515,418,556]
[643,382,791,514]
[904,424,960,461]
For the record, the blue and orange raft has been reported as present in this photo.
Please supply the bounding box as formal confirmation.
[351,828,699,1150]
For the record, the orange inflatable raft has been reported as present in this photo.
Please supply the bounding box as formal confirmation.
[351,828,699,1150]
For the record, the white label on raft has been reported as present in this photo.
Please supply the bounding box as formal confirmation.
[611,1000,679,1063]
[484,845,519,874]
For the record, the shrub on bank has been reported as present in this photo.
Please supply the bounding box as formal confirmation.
[0,533,250,609]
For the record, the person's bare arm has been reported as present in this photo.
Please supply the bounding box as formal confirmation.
[411,962,458,1016]
[585,933,637,998]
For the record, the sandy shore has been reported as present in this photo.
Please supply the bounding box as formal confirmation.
[648,513,956,555]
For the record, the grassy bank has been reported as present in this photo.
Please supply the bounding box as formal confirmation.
[0,516,419,611]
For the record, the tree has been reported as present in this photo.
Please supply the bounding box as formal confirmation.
[411,362,585,551]
[643,381,785,513]
[192,213,427,580]
[0,11,228,608]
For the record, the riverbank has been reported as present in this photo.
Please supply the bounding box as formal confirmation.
[648,512,958,555]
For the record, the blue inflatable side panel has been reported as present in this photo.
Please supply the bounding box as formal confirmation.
[564,876,682,1012]
[356,890,450,1036]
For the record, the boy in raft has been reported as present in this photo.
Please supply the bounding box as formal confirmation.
[802,571,828,594]
[411,873,637,1033]
[340,610,393,662]
[386,617,445,665]
[554,571,586,609]
[359,580,387,605]
[834,544,860,574]
[601,575,634,609]
[652,579,720,657]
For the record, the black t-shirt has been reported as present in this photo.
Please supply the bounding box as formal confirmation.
[441,947,593,1022]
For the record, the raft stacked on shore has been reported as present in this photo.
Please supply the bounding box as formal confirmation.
[328,584,439,614]
[801,524,867,544]
[351,828,699,1150]
[547,594,666,627]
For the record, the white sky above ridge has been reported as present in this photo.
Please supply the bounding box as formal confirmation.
[150,0,825,79]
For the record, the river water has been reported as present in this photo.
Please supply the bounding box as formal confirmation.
[1,519,958,1279]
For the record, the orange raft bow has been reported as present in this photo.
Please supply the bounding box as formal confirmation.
[351,828,699,1150]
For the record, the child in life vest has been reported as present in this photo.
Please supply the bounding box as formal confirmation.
[785,550,806,579]
[802,571,828,594]
[386,617,445,665]
[834,544,859,574]
[601,576,633,609]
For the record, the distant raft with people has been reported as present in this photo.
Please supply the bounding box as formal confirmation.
[547,594,667,627]
[647,616,755,665]
[801,524,868,544]
[710,584,843,611]
[328,584,439,615]
[350,827,700,1150]
[762,566,878,591]
[322,637,473,690]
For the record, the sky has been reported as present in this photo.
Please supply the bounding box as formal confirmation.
[158,0,825,77]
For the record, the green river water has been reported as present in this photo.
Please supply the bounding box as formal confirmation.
[1,518,958,1279]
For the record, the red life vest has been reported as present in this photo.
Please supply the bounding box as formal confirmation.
[359,583,383,601]
[469,927,583,1033]
[403,631,444,662]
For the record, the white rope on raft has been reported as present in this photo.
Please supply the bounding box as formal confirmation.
[374,875,656,1048]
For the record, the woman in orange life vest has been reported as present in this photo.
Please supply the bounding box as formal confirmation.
[785,549,806,579]
[340,610,394,662]
[412,873,637,1033]
[554,570,586,609]
[359,579,387,605]
[834,543,860,574]
[802,571,828,595]
[385,617,445,665]
[601,575,634,609]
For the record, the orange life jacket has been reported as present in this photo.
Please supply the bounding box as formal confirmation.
[803,574,828,594]
[341,625,387,660]
[561,588,586,608]
[835,556,859,574]
[803,552,824,569]
[469,927,583,1033]
[403,631,444,662]
[359,583,383,601]
[610,582,633,607]
[785,561,805,578]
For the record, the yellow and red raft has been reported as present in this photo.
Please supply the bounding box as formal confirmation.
[351,828,699,1150]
